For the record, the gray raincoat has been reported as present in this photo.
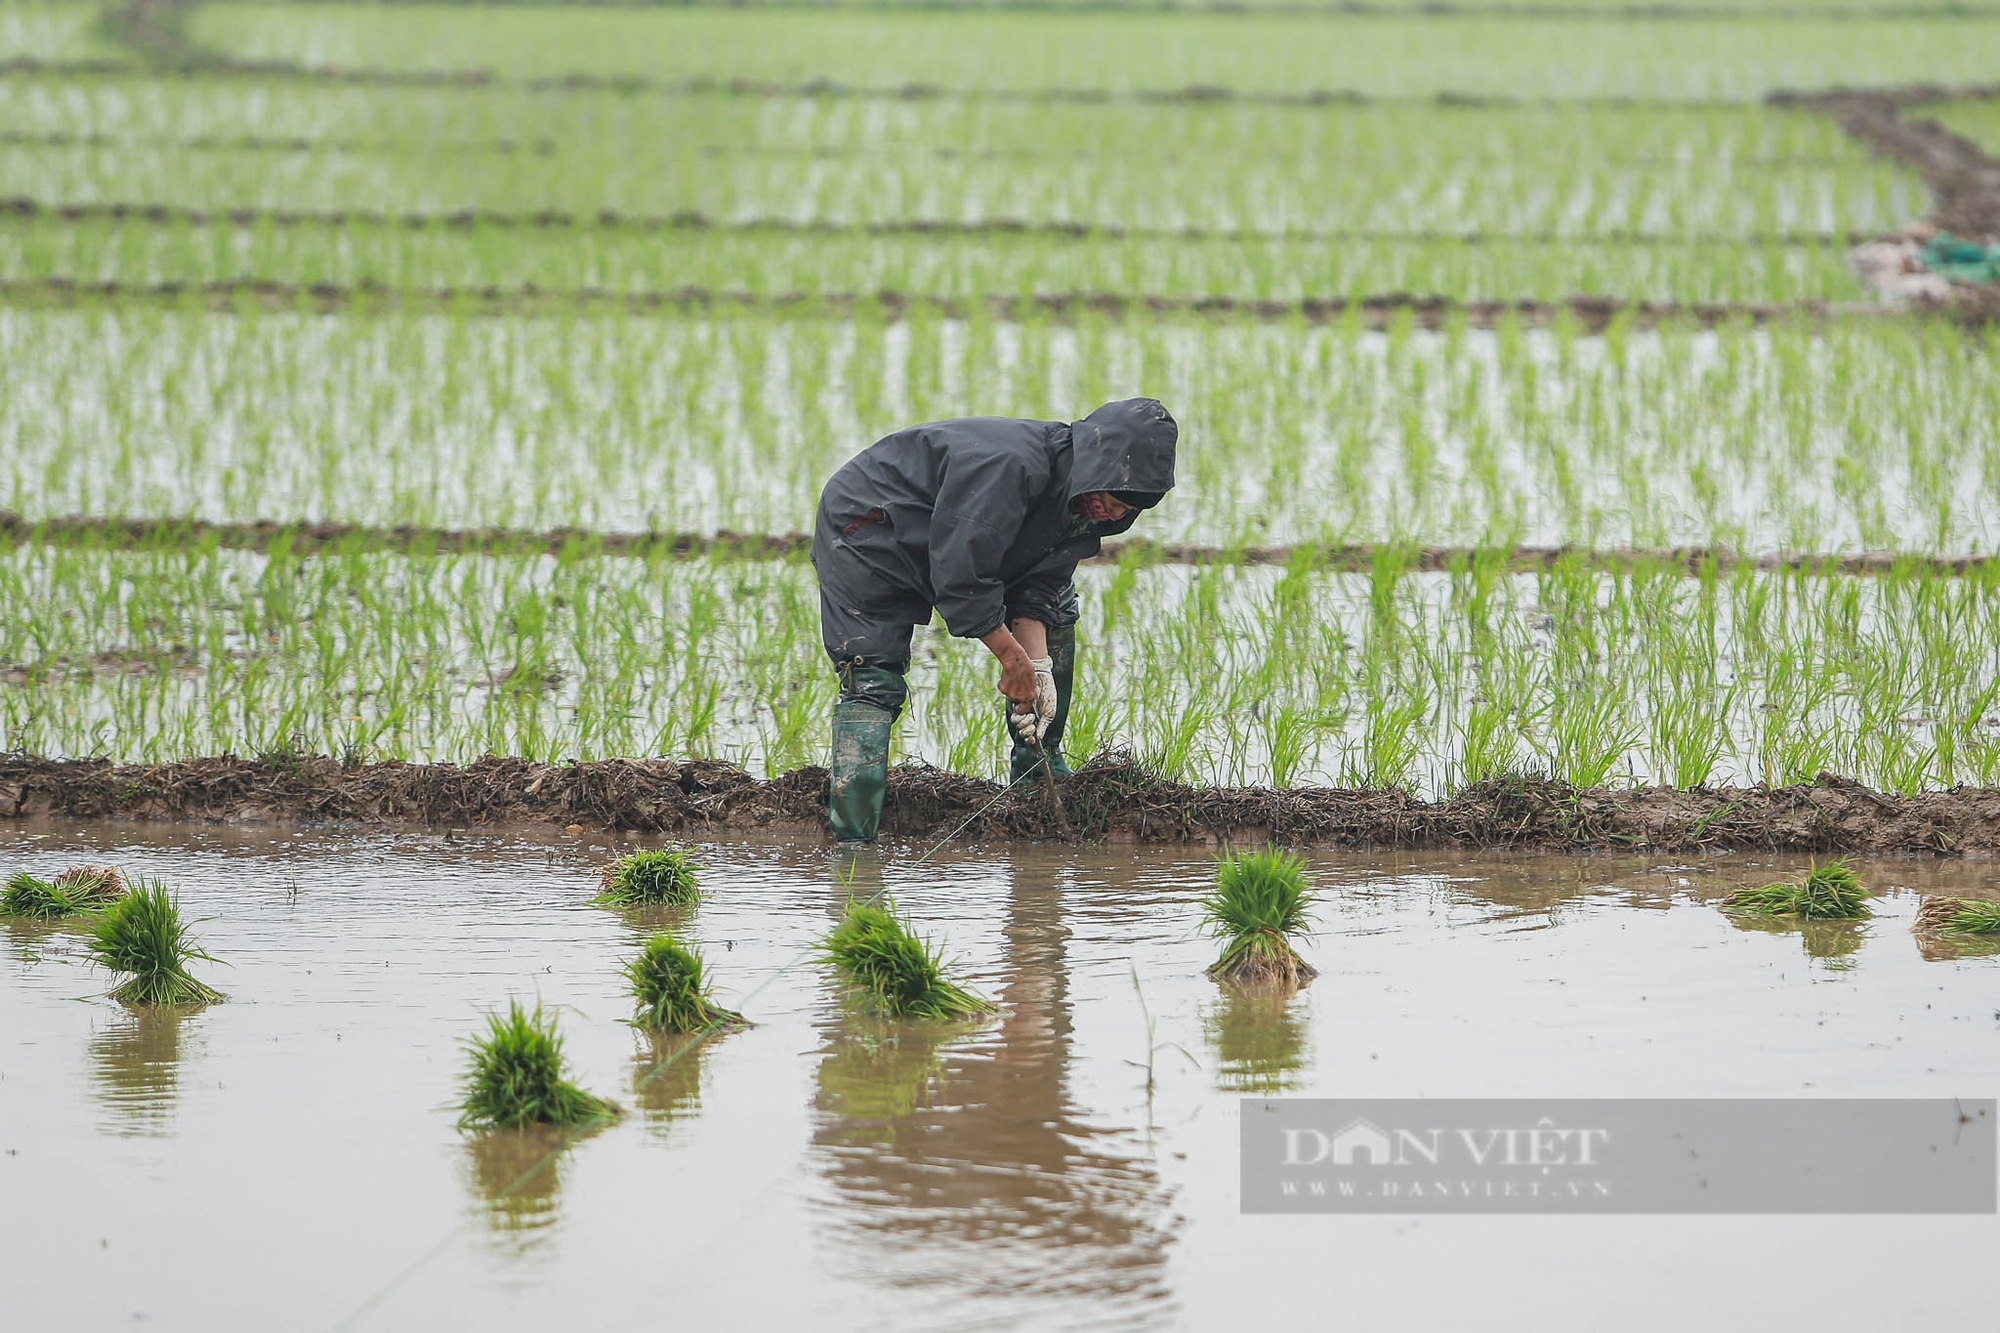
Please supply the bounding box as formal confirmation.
[812,398,1178,665]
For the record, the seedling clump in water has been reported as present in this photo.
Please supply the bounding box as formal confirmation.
[1201,848,1319,989]
[1914,896,2000,935]
[1722,857,1872,920]
[625,933,747,1033]
[3,864,128,920]
[597,849,701,907]
[458,1000,620,1130]
[86,882,225,1005]
[821,897,994,1020]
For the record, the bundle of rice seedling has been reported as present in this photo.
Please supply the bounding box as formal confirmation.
[1722,857,1871,920]
[624,933,746,1033]
[3,864,128,919]
[458,999,620,1130]
[1914,896,2000,935]
[819,897,994,1020]
[85,882,225,1005]
[1200,848,1319,988]
[595,848,700,907]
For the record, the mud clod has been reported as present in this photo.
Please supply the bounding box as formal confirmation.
[6,753,2000,855]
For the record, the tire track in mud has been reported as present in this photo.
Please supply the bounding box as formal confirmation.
[0,275,1905,328]
[4,754,1997,855]
[0,198,1867,249]
[6,511,1993,580]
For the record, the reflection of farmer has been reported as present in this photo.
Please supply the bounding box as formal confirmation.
[812,399,1178,842]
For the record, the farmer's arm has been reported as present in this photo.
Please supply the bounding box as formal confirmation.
[930,450,1043,705]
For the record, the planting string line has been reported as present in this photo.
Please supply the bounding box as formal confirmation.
[331,757,1046,1330]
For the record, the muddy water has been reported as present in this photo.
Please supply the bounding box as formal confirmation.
[3,825,1998,1330]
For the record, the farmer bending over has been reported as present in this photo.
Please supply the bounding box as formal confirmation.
[812,398,1179,843]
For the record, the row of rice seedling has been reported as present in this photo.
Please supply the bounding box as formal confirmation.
[0,77,1904,167]
[183,3,2000,98]
[6,306,1997,554]
[0,97,1921,237]
[5,537,1998,793]
[1926,98,2000,156]
[0,1,136,63]
[0,216,1868,306]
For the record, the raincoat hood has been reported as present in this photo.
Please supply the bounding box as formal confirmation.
[1067,398,1177,506]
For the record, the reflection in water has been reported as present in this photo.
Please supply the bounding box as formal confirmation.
[88,1004,205,1137]
[810,854,1180,1322]
[1203,989,1312,1094]
[462,1123,600,1249]
[630,1030,720,1139]
[1914,930,2000,962]
[3,916,70,967]
[1727,913,1867,968]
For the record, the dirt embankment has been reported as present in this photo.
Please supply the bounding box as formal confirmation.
[0,276,1897,330]
[7,510,1998,580]
[0,197,1864,249]
[5,754,1999,856]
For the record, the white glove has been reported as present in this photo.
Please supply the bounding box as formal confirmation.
[1007,656,1058,746]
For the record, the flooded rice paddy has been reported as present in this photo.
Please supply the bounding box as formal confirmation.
[3,825,1998,1330]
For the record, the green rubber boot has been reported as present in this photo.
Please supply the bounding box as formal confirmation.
[829,698,894,843]
[1009,624,1075,785]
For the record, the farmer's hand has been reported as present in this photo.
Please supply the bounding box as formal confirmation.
[1007,656,1058,745]
[995,650,1037,707]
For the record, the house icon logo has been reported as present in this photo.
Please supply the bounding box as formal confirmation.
[1330,1118,1395,1166]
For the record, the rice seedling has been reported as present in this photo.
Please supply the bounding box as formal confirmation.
[1721,857,1872,920]
[624,933,746,1034]
[457,999,621,1130]
[819,897,994,1021]
[2,864,128,919]
[1913,896,2000,936]
[1199,848,1319,989]
[595,848,700,908]
[84,882,226,1006]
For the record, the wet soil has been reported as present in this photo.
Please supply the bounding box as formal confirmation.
[9,509,1993,580]
[6,753,1999,855]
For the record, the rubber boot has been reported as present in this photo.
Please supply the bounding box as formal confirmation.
[1009,625,1075,785]
[829,698,894,843]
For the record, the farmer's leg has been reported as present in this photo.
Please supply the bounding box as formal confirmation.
[817,589,920,845]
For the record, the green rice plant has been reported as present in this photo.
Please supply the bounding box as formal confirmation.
[85,882,225,1005]
[595,848,700,908]
[1914,896,2000,936]
[1200,848,1319,989]
[624,933,746,1034]
[457,999,620,1130]
[3,864,128,919]
[819,897,994,1021]
[1721,857,1871,921]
